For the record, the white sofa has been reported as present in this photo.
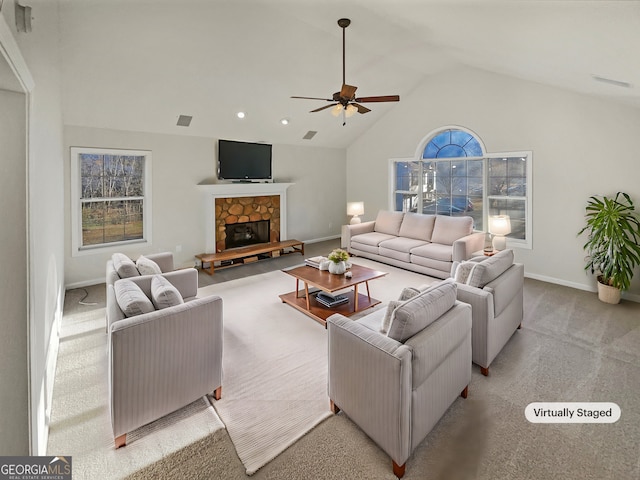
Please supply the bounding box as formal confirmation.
[344,210,485,279]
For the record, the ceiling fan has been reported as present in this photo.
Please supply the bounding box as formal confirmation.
[291,18,400,124]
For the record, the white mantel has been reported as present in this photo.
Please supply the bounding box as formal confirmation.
[199,182,294,253]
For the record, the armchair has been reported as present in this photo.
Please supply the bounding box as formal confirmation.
[108,288,223,448]
[327,281,471,478]
[453,249,524,376]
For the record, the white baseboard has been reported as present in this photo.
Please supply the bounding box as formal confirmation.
[66,278,106,289]
[300,235,341,244]
[525,272,640,303]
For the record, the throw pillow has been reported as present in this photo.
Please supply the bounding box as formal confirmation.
[136,255,162,275]
[398,287,421,301]
[387,281,457,342]
[454,261,476,284]
[151,275,184,310]
[112,253,140,279]
[466,249,514,288]
[380,300,403,334]
[114,279,155,317]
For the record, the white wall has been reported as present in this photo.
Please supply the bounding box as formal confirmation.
[1,0,65,454]
[64,126,346,286]
[347,66,640,298]
[0,87,29,455]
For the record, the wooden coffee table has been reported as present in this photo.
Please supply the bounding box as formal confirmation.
[279,264,388,327]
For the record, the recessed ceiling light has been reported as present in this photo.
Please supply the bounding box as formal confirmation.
[237,111,246,119]
[280,118,289,125]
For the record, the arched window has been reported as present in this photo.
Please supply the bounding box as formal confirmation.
[423,129,483,158]
[391,127,531,248]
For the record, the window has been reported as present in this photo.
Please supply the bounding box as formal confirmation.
[391,127,532,248]
[71,147,152,255]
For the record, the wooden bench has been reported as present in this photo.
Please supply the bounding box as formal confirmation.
[195,240,305,275]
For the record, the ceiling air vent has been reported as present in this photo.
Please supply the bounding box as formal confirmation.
[592,75,632,89]
[303,130,317,140]
[176,115,193,127]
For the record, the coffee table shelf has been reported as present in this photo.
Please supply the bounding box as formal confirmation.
[279,264,387,327]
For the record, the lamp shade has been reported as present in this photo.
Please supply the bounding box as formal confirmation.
[347,202,364,216]
[489,215,511,235]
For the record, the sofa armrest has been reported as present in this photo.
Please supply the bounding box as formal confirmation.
[145,251,175,272]
[483,263,524,317]
[327,314,412,465]
[452,231,486,261]
[109,295,223,438]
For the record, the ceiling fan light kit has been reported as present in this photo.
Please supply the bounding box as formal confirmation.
[291,18,399,124]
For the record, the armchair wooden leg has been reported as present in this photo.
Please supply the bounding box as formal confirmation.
[480,366,489,376]
[213,386,222,400]
[460,385,469,399]
[518,322,522,329]
[392,460,406,478]
[115,433,127,449]
[330,399,340,414]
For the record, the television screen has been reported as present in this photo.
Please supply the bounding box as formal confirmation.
[218,139,272,180]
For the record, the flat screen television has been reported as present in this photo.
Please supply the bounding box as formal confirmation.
[218,139,272,181]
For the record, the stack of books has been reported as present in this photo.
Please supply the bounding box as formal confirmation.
[305,256,328,269]
[315,292,349,308]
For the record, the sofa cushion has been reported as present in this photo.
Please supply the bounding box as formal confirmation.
[151,275,184,310]
[114,279,155,317]
[373,210,404,236]
[431,216,473,246]
[398,212,436,242]
[467,249,514,288]
[136,255,162,275]
[409,242,454,262]
[112,253,140,279]
[387,281,457,342]
[379,237,428,253]
[352,231,397,247]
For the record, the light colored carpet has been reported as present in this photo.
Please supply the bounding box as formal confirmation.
[46,293,225,479]
[199,257,436,475]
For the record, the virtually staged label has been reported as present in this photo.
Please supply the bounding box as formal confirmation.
[525,402,620,423]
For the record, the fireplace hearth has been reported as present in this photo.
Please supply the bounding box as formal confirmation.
[225,220,270,249]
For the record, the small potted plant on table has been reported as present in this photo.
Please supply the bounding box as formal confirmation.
[578,192,640,304]
[327,248,349,275]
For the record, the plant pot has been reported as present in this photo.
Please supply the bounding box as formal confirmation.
[328,261,346,275]
[597,277,621,304]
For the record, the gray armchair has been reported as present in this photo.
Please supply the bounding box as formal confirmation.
[107,268,223,448]
[327,281,471,478]
[453,249,524,376]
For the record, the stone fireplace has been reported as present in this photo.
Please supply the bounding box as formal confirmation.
[200,183,293,254]
[216,195,280,251]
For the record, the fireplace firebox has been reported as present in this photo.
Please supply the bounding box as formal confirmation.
[225,220,270,250]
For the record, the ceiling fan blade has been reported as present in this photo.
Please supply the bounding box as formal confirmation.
[354,95,400,103]
[291,96,333,101]
[310,103,338,113]
[352,103,371,114]
[340,84,358,99]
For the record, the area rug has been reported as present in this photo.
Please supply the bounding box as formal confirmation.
[46,296,225,480]
[198,258,435,475]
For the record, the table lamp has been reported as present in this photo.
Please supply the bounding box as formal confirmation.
[489,215,511,251]
[347,202,364,225]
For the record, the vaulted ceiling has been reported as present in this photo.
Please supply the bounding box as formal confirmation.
[57,0,640,148]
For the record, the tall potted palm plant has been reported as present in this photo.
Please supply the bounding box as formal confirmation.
[578,192,640,304]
